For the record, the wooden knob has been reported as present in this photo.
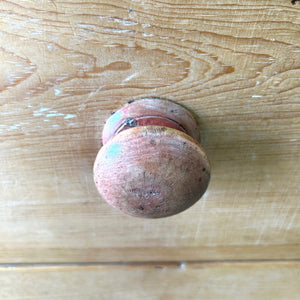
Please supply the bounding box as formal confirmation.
[94,98,210,218]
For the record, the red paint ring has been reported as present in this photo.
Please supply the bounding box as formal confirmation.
[102,98,200,144]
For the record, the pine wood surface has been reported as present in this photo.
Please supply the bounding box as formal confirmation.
[1,262,299,300]
[1,0,299,263]
[0,2,299,298]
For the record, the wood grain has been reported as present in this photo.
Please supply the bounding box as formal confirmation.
[1,262,299,300]
[0,0,300,263]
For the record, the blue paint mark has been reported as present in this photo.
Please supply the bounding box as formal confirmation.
[107,110,122,126]
[105,143,122,159]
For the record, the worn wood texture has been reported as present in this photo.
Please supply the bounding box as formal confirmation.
[1,262,299,300]
[0,0,300,264]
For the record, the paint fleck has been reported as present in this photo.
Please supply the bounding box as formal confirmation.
[39,107,50,112]
[54,89,61,96]
[252,95,262,98]
[105,143,122,159]
[113,18,138,26]
[143,33,154,37]
[123,72,138,82]
[64,114,76,119]
[107,110,122,125]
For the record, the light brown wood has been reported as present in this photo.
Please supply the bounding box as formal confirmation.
[1,262,299,300]
[1,245,300,264]
[1,0,299,264]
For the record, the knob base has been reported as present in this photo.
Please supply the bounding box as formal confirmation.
[102,97,201,144]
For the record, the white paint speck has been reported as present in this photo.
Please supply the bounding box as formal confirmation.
[252,153,257,161]
[47,43,59,51]
[103,28,131,34]
[113,18,138,26]
[252,95,262,98]
[142,23,151,28]
[78,103,87,111]
[143,33,154,37]
[123,72,138,82]
[54,89,61,96]
[39,107,50,112]
[64,114,76,119]
[290,139,297,142]
[33,107,76,121]
[180,262,186,270]
[9,23,22,29]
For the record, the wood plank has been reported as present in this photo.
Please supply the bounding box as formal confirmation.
[1,245,300,264]
[1,0,300,262]
[0,262,299,300]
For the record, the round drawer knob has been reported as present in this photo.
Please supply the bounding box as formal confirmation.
[94,98,210,218]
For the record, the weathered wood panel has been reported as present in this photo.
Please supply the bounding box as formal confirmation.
[0,0,299,262]
[1,262,299,300]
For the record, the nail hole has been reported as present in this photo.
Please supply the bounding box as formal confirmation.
[202,167,206,172]
[138,205,144,211]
